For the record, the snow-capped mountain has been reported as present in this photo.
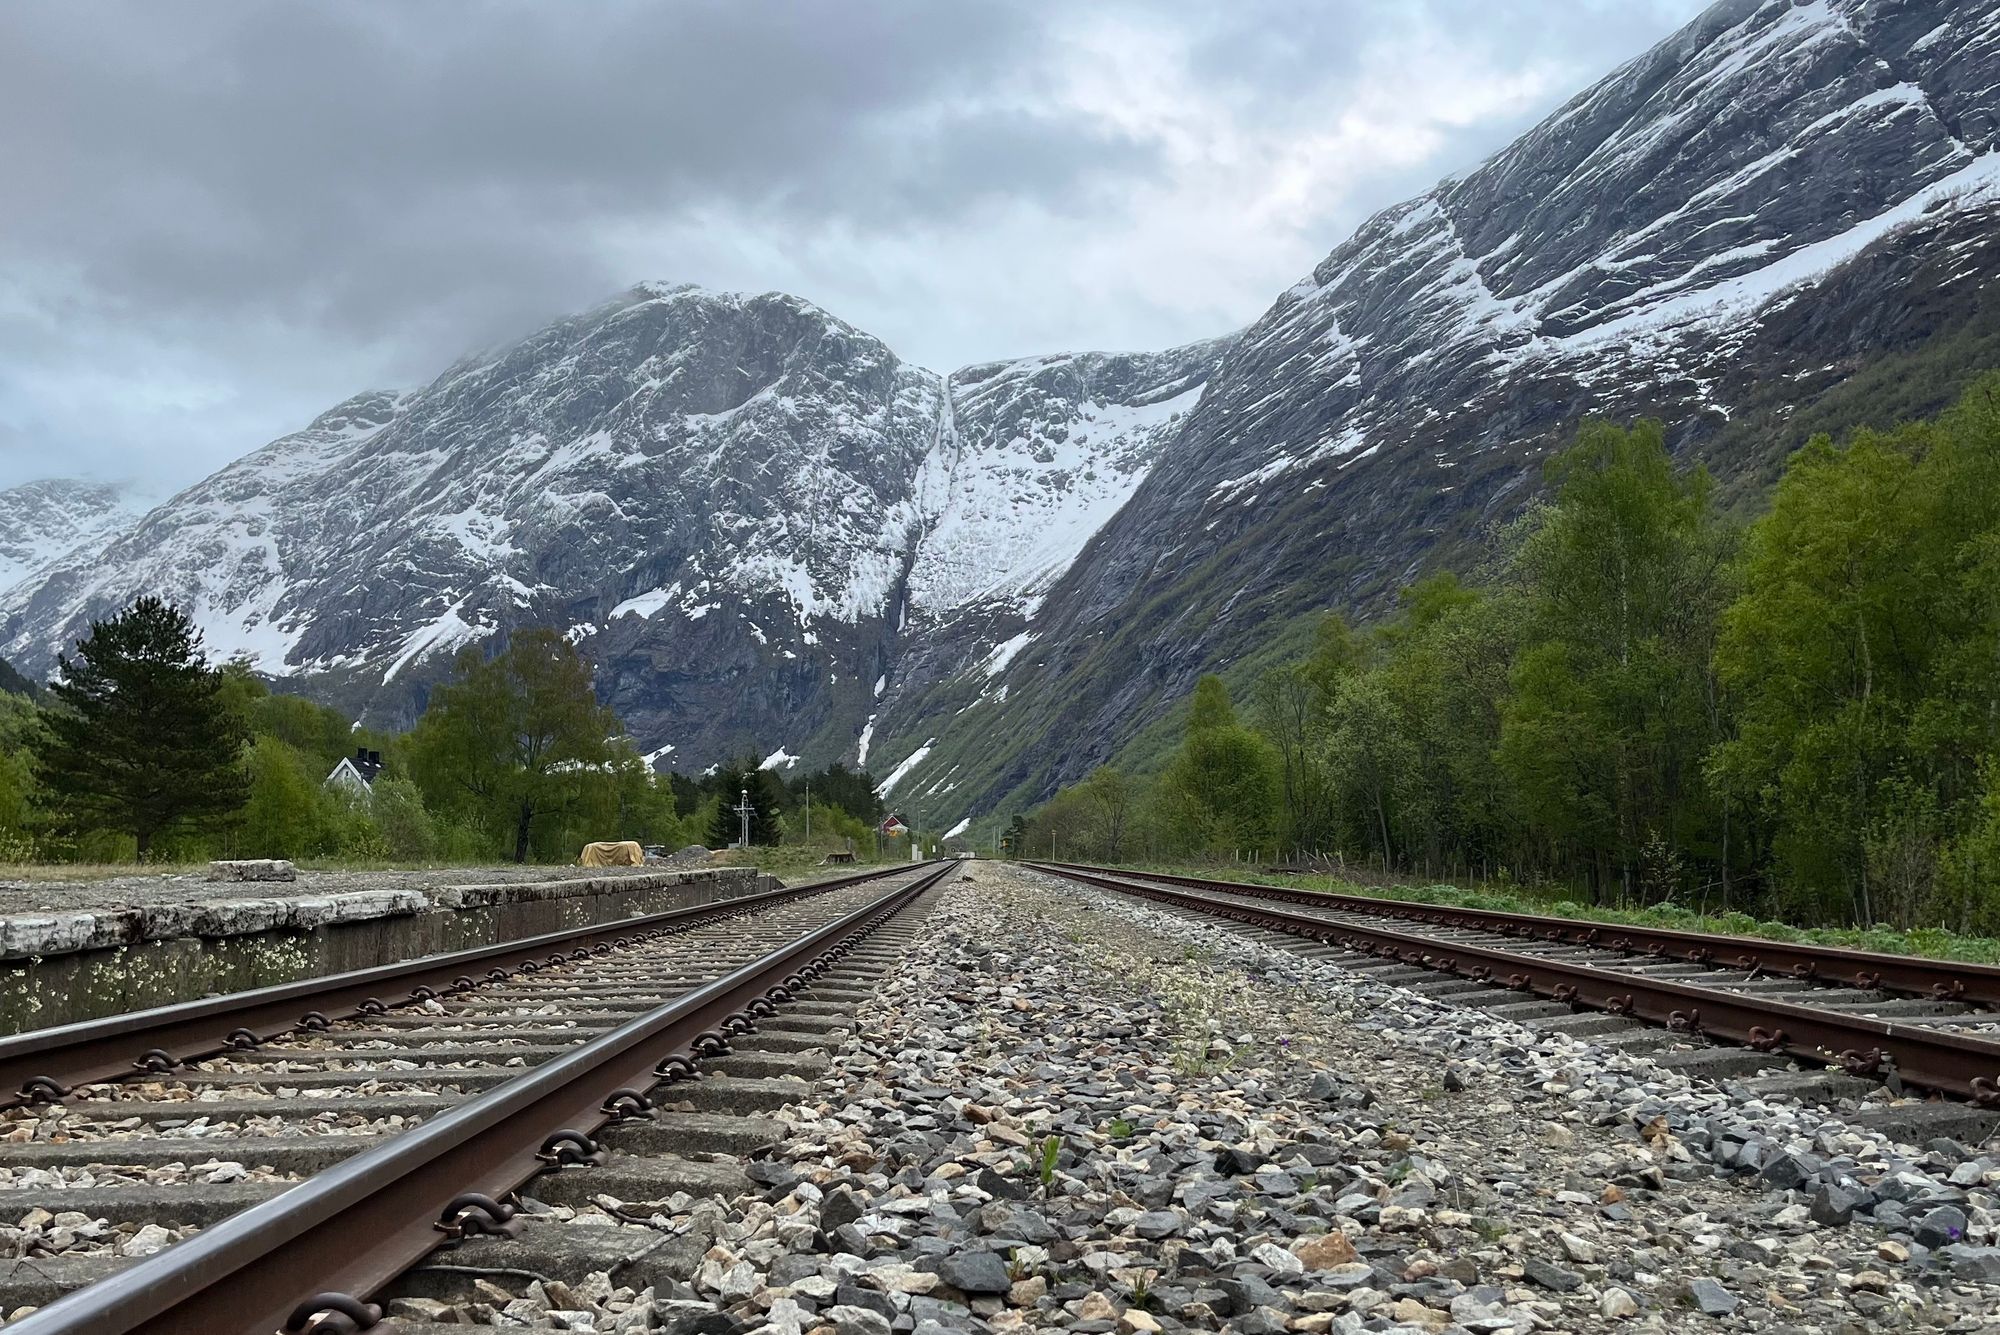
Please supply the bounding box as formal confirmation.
[0,286,1231,770]
[861,0,2000,821]
[910,340,1227,619]
[0,479,154,594]
[8,0,1996,831]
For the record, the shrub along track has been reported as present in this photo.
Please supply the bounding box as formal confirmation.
[1029,863,2000,1136]
[0,859,955,1334]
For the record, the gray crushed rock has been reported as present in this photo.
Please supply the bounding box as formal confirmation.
[508,863,1999,1334]
[29,865,1993,1333]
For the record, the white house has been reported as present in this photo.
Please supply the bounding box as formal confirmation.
[324,747,384,795]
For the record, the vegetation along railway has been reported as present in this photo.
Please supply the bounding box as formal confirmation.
[0,861,952,1334]
[1030,864,2000,1128]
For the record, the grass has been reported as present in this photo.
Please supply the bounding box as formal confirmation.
[1101,859,2000,966]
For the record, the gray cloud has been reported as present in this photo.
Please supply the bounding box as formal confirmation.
[0,0,1706,490]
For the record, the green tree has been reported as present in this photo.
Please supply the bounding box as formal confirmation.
[706,763,784,847]
[0,655,41,700]
[1374,578,1517,878]
[1321,671,1419,869]
[238,736,323,857]
[786,762,884,826]
[407,629,623,863]
[1498,420,1734,900]
[1255,614,1358,857]
[35,597,251,857]
[1714,375,2000,925]
[1157,676,1280,856]
[1074,766,1132,860]
[368,775,439,861]
[0,692,45,858]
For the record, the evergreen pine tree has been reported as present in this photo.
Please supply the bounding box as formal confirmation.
[37,596,250,857]
[706,765,782,846]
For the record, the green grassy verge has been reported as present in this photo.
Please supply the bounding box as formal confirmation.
[1087,860,2000,967]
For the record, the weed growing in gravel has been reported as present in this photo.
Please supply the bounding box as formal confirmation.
[1119,1266,1159,1308]
[1036,1134,1062,1192]
[1104,1117,1135,1140]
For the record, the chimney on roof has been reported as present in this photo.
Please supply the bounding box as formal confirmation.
[367,750,382,767]
[355,747,368,763]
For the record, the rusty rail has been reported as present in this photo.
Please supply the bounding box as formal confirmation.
[0,861,917,1110]
[1038,861,2000,1007]
[1031,863,2000,1106]
[9,859,952,1335]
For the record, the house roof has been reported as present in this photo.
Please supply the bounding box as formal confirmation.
[326,749,384,787]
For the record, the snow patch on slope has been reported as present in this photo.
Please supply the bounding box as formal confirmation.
[982,631,1035,678]
[876,739,935,797]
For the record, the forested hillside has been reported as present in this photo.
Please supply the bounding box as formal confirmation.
[1021,375,2000,934]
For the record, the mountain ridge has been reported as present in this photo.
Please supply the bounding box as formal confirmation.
[857,0,2000,824]
[6,0,1998,832]
[0,284,1235,781]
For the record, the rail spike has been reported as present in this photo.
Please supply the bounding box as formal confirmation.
[1838,1048,1886,1077]
[602,1087,654,1121]
[284,1292,385,1333]
[1747,1025,1787,1053]
[17,1075,67,1105]
[537,1128,608,1168]
[435,1192,520,1239]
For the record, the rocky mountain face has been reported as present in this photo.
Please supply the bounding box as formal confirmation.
[0,286,1229,776]
[863,0,2000,824]
[0,479,151,599]
[7,0,1997,832]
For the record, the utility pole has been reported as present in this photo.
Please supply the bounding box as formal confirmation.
[735,785,753,849]
[804,777,811,842]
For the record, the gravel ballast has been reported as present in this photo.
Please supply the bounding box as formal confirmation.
[594,862,2000,1334]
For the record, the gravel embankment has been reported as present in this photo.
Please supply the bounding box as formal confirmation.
[558,861,2000,1335]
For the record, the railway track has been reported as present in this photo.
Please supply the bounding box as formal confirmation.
[1028,863,2000,1130]
[0,859,952,1333]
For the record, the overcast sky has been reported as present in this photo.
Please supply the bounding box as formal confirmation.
[0,0,1707,494]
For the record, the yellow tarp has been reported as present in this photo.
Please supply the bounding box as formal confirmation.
[578,840,645,867]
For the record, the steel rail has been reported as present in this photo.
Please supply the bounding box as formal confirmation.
[9,859,953,1335]
[0,861,917,1110]
[1032,863,2000,1107]
[1036,861,2000,1008]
